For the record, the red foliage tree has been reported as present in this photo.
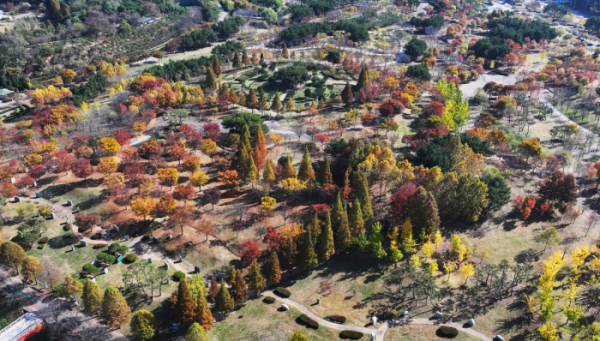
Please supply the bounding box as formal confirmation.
[112,130,132,145]
[16,176,35,188]
[71,159,93,180]
[263,226,285,251]
[391,183,417,220]
[238,240,262,264]
[173,183,195,203]
[138,140,163,158]
[27,165,45,179]
[75,212,101,232]
[185,130,203,150]
[378,101,396,117]
[203,122,220,141]
[0,180,18,198]
[538,170,576,204]
[124,163,146,185]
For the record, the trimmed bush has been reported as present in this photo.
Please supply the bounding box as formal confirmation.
[437,326,459,338]
[117,245,129,253]
[38,244,45,249]
[298,314,319,329]
[96,253,108,262]
[274,287,291,298]
[125,254,138,263]
[263,296,276,304]
[38,236,49,244]
[327,315,347,324]
[174,271,186,281]
[340,330,364,339]
[110,242,120,250]
[106,255,116,264]
[93,243,108,249]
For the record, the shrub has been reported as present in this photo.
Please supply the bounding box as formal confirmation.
[263,296,276,304]
[110,242,120,250]
[340,330,364,339]
[174,271,186,281]
[117,245,129,253]
[106,255,116,264]
[91,233,102,240]
[96,253,108,262]
[274,287,291,298]
[38,244,45,249]
[125,254,138,263]
[327,315,347,324]
[93,243,108,249]
[38,236,49,244]
[63,223,72,231]
[437,326,459,338]
[298,314,319,329]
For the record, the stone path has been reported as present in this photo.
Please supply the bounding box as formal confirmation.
[262,291,494,341]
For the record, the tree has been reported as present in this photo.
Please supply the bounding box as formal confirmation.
[264,252,281,283]
[171,205,193,236]
[404,38,427,59]
[215,279,234,312]
[253,124,267,169]
[319,158,333,185]
[356,65,369,92]
[39,257,62,290]
[158,168,179,188]
[193,291,214,331]
[273,65,309,88]
[460,263,475,284]
[299,228,318,269]
[218,170,240,188]
[21,256,41,284]
[174,183,195,204]
[203,188,221,209]
[97,137,121,155]
[238,240,261,263]
[195,220,216,242]
[357,177,374,226]
[60,276,83,300]
[291,331,309,341]
[281,155,296,179]
[131,310,157,340]
[59,69,77,85]
[331,193,344,233]
[282,44,290,58]
[408,188,440,239]
[538,170,576,204]
[174,279,196,324]
[297,147,315,181]
[130,196,156,221]
[406,65,431,81]
[139,141,163,158]
[271,91,283,113]
[200,140,218,159]
[82,279,104,314]
[102,287,131,328]
[537,227,560,251]
[481,175,511,211]
[248,260,266,294]
[72,158,93,180]
[190,172,209,191]
[0,181,18,198]
[186,323,209,341]
[336,205,352,250]
[341,82,353,105]
[204,67,218,92]
[98,157,118,175]
[348,199,365,237]
[0,241,25,274]
[168,142,188,165]
[519,138,543,162]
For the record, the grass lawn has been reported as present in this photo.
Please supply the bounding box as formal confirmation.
[384,324,481,341]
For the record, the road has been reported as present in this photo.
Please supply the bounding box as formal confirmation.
[262,291,494,341]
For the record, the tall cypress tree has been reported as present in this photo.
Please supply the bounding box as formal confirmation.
[260,53,265,63]
[336,204,352,250]
[82,279,103,314]
[242,50,251,66]
[193,290,214,331]
[318,213,335,261]
[248,259,266,294]
[174,279,197,325]
[357,177,374,226]
[101,286,131,328]
[214,279,234,312]
[212,56,222,76]
[264,251,281,283]
[299,228,318,270]
[340,167,352,203]
[258,87,267,111]
[270,91,283,113]
[253,124,267,169]
[231,269,248,305]
[282,44,289,58]
[356,64,369,92]
[309,212,321,246]
[331,192,344,234]
[297,146,315,181]
[319,157,333,185]
[237,144,251,180]
[225,266,237,286]
[281,237,298,270]
[239,124,251,149]
[341,82,353,105]
[349,199,364,237]
[247,88,258,112]
[233,52,242,68]
[243,151,259,184]
[204,67,218,92]
[281,154,296,179]
[262,158,276,189]
[408,188,440,240]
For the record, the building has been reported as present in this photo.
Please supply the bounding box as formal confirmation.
[0,313,44,341]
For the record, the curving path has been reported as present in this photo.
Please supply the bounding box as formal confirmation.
[262,291,493,341]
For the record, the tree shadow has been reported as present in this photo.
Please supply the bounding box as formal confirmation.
[513,249,540,264]
[48,234,80,249]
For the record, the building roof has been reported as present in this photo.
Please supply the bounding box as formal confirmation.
[0,89,14,96]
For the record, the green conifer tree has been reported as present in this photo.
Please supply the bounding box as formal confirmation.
[282,44,289,58]
[310,212,321,246]
[233,52,242,68]
[214,279,234,312]
[174,279,197,324]
[299,227,318,269]
[248,260,266,294]
[130,309,157,340]
[331,192,344,233]
[356,64,369,92]
[349,199,364,237]
[357,177,374,226]
[318,213,335,261]
[297,146,315,181]
[186,323,209,341]
[262,158,276,189]
[270,91,283,113]
[319,157,333,185]
[212,56,222,76]
[281,155,296,179]
[264,251,282,283]
[82,279,104,314]
[336,204,352,250]
[101,287,131,328]
[257,87,267,111]
[341,82,353,105]
[204,67,218,92]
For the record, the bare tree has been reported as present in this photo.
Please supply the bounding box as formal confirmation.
[39,257,62,290]
[586,211,599,236]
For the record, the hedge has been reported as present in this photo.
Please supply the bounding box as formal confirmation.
[437,326,459,338]
[125,254,138,263]
[298,314,319,329]
[38,236,49,244]
[174,271,186,280]
[340,330,364,339]
[327,315,347,324]
[274,287,291,298]
[263,296,276,304]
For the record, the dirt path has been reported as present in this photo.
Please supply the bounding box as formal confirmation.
[262,291,494,341]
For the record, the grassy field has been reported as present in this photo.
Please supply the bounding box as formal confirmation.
[384,324,481,341]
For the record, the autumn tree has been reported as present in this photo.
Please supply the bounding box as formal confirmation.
[195,220,216,242]
[83,279,104,314]
[319,157,333,185]
[231,269,248,305]
[264,252,282,283]
[168,142,188,165]
[98,157,118,175]
[341,82,353,105]
[131,310,157,340]
[0,241,26,274]
[102,287,131,328]
[130,196,156,221]
[21,256,41,284]
[190,172,209,191]
[39,257,62,290]
[72,159,93,180]
[270,91,283,113]
[538,170,576,204]
[186,323,209,341]
[97,137,121,155]
[281,155,296,179]
[174,279,196,324]
[218,170,240,188]
[193,290,214,331]
[138,140,163,158]
[238,240,261,264]
[171,205,193,235]
[174,183,196,204]
[205,67,218,92]
[356,177,374,226]
[519,138,543,162]
[253,124,267,169]
[336,205,352,250]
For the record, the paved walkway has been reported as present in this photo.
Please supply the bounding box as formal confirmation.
[262,291,494,341]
